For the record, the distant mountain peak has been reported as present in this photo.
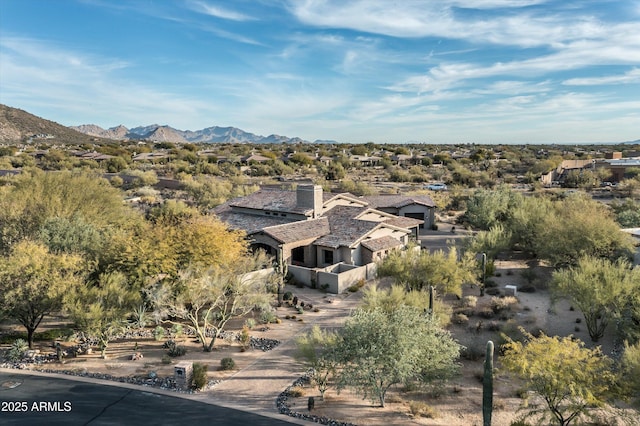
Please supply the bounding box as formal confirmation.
[73,122,311,144]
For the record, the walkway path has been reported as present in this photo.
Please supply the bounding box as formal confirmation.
[202,287,363,416]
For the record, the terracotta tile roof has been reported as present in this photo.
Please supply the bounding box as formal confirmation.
[361,194,435,209]
[361,236,403,252]
[263,218,330,243]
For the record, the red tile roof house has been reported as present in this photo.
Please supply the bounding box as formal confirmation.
[214,185,432,293]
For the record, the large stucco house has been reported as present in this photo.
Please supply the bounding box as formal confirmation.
[214,185,435,269]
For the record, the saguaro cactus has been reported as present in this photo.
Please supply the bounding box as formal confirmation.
[428,285,434,316]
[483,340,494,426]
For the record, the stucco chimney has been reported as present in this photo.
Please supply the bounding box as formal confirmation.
[296,184,323,218]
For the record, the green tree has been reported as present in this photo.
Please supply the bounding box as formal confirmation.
[335,306,461,407]
[620,341,640,406]
[611,199,640,228]
[0,170,133,254]
[295,325,340,400]
[38,215,105,260]
[465,224,512,261]
[551,256,640,342]
[0,241,83,348]
[361,283,452,327]
[464,186,521,230]
[377,247,477,297]
[66,272,140,358]
[149,251,272,352]
[502,330,618,426]
[506,195,552,254]
[105,156,128,173]
[533,195,635,266]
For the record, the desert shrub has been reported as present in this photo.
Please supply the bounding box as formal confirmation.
[520,268,537,284]
[244,318,256,329]
[296,306,304,315]
[519,284,536,293]
[479,308,496,319]
[453,313,469,324]
[35,328,75,341]
[220,357,236,370]
[510,420,531,426]
[6,339,28,361]
[166,341,187,357]
[462,295,478,308]
[292,296,298,306]
[485,260,496,277]
[497,320,526,352]
[313,307,320,313]
[153,326,166,341]
[575,318,582,323]
[239,326,250,351]
[409,401,439,418]
[288,386,305,397]
[461,344,484,361]
[347,279,366,292]
[170,323,183,337]
[161,355,172,365]
[490,296,518,313]
[283,291,293,301]
[260,310,277,324]
[192,362,208,390]
[506,269,514,276]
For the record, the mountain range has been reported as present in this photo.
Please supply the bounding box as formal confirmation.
[70,123,333,145]
[0,104,336,145]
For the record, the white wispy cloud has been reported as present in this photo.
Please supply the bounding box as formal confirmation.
[563,68,640,86]
[286,0,603,47]
[187,1,255,21]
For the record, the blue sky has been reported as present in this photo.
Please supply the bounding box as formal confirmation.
[1,0,639,144]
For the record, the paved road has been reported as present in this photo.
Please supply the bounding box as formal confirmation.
[0,371,299,426]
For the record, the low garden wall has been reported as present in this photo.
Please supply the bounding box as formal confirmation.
[288,263,377,294]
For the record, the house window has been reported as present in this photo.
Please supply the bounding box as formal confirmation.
[323,249,334,264]
[292,246,305,264]
[265,212,271,215]
[280,213,287,217]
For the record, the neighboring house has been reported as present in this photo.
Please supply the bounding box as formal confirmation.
[74,151,115,161]
[360,194,436,232]
[132,152,170,162]
[241,153,272,164]
[214,185,423,269]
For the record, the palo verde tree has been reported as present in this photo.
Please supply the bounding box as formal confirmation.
[0,169,133,254]
[335,306,461,407]
[533,195,635,267]
[295,325,340,400]
[66,272,141,359]
[377,246,477,297]
[0,240,83,348]
[361,283,452,327]
[502,330,618,426]
[551,256,640,342]
[149,251,272,352]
